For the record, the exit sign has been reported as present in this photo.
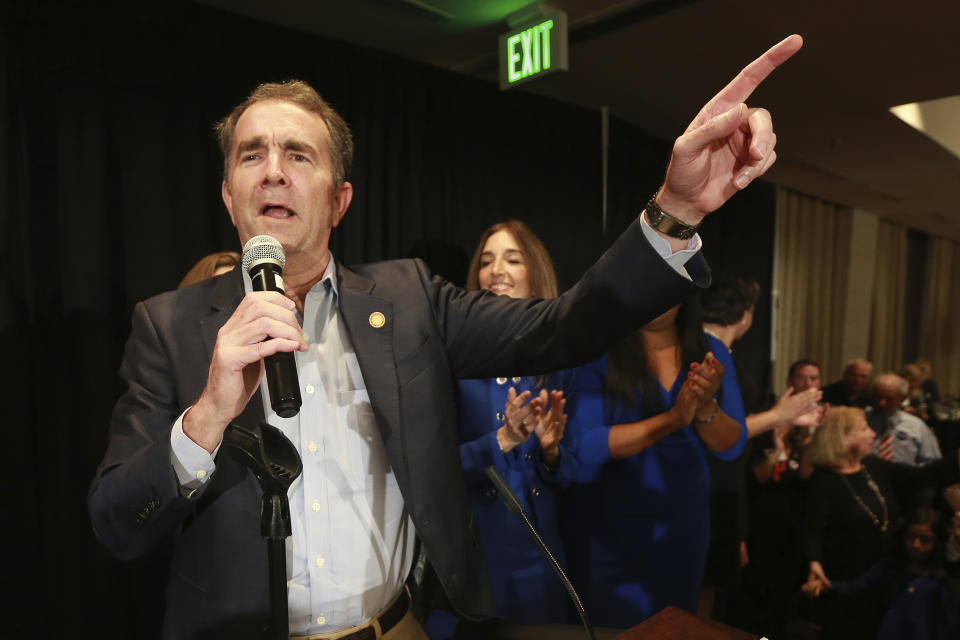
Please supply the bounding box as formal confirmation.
[499,9,568,90]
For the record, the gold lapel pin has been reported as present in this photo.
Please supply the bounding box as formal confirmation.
[368,311,386,329]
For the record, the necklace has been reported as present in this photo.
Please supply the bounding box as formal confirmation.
[841,466,889,532]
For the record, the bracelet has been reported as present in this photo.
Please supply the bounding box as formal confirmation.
[695,399,720,424]
[645,194,700,240]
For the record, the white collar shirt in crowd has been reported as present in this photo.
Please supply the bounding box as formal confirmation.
[869,408,943,467]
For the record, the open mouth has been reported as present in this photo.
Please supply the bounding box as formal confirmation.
[261,204,295,219]
[488,283,512,293]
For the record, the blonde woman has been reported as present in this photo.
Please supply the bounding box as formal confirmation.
[801,407,959,639]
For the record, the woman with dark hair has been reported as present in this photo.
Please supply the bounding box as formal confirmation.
[804,507,960,640]
[802,407,960,639]
[561,299,747,628]
[427,221,571,636]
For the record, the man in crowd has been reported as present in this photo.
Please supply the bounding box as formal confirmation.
[787,359,821,394]
[821,357,873,408]
[88,36,803,640]
[868,372,942,466]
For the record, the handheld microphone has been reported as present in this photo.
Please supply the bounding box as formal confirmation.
[242,235,302,418]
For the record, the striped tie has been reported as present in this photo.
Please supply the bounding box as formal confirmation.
[876,432,894,461]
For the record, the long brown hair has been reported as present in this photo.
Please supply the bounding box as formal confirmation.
[605,298,709,413]
[465,220,558,299]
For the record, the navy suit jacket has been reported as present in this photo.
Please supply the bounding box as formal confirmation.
[88,219,708,639]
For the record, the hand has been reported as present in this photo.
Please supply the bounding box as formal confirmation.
[185,291,308,452]
[772,386,824,427]
[689,353,724,409]
[739,540,750,568]
[669,376,700,427]
[803,561,832,597]
[535,390,567,467]
[771,425,788,452]
[656,35,803,225]
[497,387,543,454]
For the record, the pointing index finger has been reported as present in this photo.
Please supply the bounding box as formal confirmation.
[689,34,803,131]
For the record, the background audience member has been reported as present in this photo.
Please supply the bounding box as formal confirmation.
[915,358,942,405]
[562,299,746,628]
[821,358,873,408]
[176,250,240,289]
[802,407,959,639]
[868,373,942,468]
[700,277,825,623]
[738,359,824,638]
[900,363,930,421]
[803,507,960,640]
[426,221,572,637]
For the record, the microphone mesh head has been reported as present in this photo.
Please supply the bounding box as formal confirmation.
[242,235,286,273]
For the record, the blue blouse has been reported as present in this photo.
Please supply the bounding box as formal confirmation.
[561,335,746,628]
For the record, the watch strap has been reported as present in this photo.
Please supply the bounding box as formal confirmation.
[645,195,700,240]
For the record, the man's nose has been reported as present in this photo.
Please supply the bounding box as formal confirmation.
[263,152,287,185]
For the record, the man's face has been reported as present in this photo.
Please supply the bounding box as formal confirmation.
[844,363,872,393]
[221,100,352,264]
[873,381,905,417]
[788,364,821,392]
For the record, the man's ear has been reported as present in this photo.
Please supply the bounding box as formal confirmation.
[331,181,354,228]
[222,180,236,226]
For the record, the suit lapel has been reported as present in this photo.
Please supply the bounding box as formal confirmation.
[198,267,265,430]
[337,265,401,451]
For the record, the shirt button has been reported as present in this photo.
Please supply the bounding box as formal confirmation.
[496,377,507,385]
[308,441,318,453]
[532,488,541,497]
[312,500,321,512]
[525,453,532,461]
[315,556,325,568]
[496,411,505,422]
[305,384,315,395]
[317,615,326,625]
[195,470,207,480]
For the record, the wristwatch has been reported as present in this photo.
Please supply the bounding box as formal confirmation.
[645,195,700,240]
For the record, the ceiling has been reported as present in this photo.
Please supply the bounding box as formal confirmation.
[197,0,960,239]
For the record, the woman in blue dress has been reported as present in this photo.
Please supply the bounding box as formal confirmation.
[562,299,747,629]
[426,221,573,636]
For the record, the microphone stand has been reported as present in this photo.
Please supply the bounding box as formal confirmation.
[224,423,303,640]
[483,466,598,640]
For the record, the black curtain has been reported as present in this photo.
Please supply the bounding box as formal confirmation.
[0,1,775,636]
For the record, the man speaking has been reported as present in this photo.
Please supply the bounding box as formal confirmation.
[89,35,803,640]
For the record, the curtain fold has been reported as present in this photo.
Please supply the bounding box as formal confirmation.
[772,188,852,387]
[920,237,960,396]
[868,220,907,374]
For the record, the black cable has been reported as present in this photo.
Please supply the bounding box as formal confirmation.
[484,465,598,640]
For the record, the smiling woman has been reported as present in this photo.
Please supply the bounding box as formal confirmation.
[425,220,572,636]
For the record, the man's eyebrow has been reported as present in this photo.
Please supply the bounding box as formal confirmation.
[281,139,319,155]
[235,136,267,157]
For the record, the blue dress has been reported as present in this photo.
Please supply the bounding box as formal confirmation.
[561,335,746,629]
[426,373,576,637]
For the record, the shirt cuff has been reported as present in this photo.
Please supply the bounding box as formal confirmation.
[639,212,702,281]
[170,406,220,495]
